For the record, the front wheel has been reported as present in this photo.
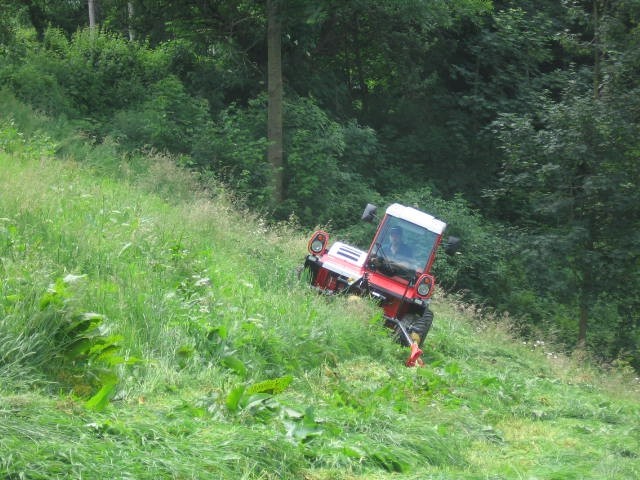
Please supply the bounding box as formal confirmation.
[397,309,433,347]
[299,258,319,285]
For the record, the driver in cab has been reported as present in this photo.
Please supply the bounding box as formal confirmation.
[371,225,415,277]
[386,226,421,278]
[388,226,413,260]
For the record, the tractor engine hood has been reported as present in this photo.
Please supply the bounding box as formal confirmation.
[317,241,367,283]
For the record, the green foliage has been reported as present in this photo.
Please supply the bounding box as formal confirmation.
[0,27,228,160]
[159,39,227,114]
[281,96,377,227]
[109,75,211,152]
[0,315,39,388]
[59,29,165,117]
[36,278,120,371]
[0,114,58,159]
[490,89,640,358]
[0,117,23,152]
[192,97,272,204]
[196,94,380,227]
[0,1,32,57]
[0,273,125,406]
[5,61,73,116]
[224,376,293,425]
[0,1,17,47]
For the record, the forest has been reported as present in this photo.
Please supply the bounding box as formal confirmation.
[1,0,638,370]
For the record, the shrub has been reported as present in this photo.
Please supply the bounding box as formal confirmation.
[1,27,171,121]
[109,75,211,153]
[191,98,272,205]
[195,94,379,228]
[282,97,376,227]
[3,61,72,116]
[58,29,168,118]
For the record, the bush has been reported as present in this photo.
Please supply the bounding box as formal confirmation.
[3,61,72,116]
[160,39,227,115]
[282,97,379,228]
[109,75,211,153]
[194,94,380,228]
[59,29,168,118]
[191,98,272,205]
[0,27,220,156]
[1,27,169,121]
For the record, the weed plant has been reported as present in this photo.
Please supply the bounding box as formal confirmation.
[1,106,639,479]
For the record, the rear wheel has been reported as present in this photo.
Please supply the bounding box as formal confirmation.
[397,309,433,347]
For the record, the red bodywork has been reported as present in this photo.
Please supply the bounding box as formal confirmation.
[303,204,448,365]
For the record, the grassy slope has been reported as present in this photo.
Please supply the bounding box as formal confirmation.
[1,127,639,479]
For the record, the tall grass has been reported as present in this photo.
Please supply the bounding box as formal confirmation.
[1,102,639,479]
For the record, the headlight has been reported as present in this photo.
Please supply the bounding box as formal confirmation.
[416,274,435,298]
[307,231,329,255]
[311,239,324,252]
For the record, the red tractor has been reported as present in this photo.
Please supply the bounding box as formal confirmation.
[302,203,457,366]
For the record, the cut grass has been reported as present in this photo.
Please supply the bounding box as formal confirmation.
[0,393,306,479]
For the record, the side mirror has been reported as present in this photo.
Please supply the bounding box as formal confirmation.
[361,203,378,222]
[443,236,460,255]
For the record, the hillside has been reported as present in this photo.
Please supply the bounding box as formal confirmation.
[1,121,639,479]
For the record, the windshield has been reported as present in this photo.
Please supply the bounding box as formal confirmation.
[370,216,438,279]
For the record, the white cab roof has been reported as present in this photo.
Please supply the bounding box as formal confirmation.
[386,203,446,234]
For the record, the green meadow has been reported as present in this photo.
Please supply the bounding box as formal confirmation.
[1,113,639,479]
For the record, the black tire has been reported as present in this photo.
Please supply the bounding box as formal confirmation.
[299,259,318,284]
[397,309,433,347]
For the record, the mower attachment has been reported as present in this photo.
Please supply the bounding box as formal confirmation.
[394,317,425,367]
[405,342,424,367]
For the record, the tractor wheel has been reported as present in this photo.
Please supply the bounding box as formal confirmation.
[298,262,317,285]
[397,309,433,347]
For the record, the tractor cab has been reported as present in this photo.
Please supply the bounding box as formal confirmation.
[366,203,444,289]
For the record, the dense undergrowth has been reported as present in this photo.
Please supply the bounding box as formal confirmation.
[1,109,639,479]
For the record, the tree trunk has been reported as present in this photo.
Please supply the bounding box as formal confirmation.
[88,0,97,29]
[352,14,368,115]
[128,1,136,41]
[267,0,284,204]
[578,301,588,348]
[593,0,600,99]
[577,257,593,348]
